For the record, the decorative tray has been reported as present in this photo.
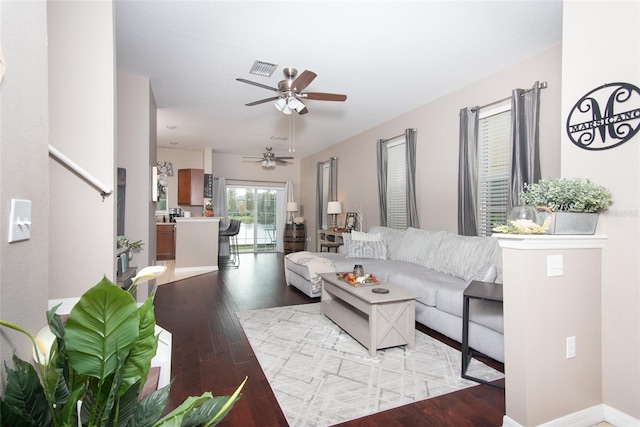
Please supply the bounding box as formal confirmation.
[336,272,380,287]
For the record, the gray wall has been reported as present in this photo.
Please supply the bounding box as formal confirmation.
[117,72,157,270]
[0,0,50,366]
[48,1,116,299]
[561,1,639,419]
[301,44,562,248]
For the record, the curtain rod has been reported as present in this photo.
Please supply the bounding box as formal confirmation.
[382,128,417,143]
[216,177,288,185]
[471,81,548,112]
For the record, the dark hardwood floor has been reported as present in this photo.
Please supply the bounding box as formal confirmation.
[153,253,505,426]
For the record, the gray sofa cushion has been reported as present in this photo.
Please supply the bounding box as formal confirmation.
[368,226,405,260]
[391,267,467,306]
[394,228,447,268]
[431,233,502,281]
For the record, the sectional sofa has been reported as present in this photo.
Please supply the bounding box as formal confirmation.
[284,226,505,362]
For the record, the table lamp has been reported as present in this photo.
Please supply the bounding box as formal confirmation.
[286,201,298,224]
[327,201,342,230]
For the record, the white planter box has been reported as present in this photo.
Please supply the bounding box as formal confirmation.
[539,212,599,235]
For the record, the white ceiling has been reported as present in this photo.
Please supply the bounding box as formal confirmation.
[115,0,563,159]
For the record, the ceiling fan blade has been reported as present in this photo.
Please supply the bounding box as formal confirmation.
[242,156,264,159]
[245,96,281,106]
[274,158,288,164]
[236,78,279,92]
[275,156,294,160]
[292,70,317,92]
[303,92,347,102]
[298,105,309,115]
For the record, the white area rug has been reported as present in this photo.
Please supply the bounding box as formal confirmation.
[236,303,504,427]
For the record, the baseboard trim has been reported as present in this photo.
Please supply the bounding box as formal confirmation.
[502,404,640,427]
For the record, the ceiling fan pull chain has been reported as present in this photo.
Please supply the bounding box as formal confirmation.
[290,114,296,153]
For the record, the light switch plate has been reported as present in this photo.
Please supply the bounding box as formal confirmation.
[547,254,563,277]
[8,199,32,243]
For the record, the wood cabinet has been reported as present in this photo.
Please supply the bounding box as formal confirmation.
[156,224,175,260]
[284,223,305,254]
[178,169,204,206]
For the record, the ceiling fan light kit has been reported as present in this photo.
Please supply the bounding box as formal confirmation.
[244,147,294,168]
[237,67,347,116]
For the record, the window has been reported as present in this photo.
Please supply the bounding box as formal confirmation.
[386,136,407,229]
[226,185,281,252]
[156,175,168,214]
[477,104,511,236]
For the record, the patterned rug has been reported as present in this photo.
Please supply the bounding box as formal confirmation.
[236,303,504,427]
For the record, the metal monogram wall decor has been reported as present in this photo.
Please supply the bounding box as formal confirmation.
[566,82,640,150]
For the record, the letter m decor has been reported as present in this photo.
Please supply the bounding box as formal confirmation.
[566,82,640,151]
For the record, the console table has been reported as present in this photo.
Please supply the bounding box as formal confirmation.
[317,229,345,252]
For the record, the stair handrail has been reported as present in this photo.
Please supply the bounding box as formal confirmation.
[48,144,113,199]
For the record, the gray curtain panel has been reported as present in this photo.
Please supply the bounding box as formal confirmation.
[376,138,388,226]
[330,157,338,201]
[509,82,541,212]
[316,162,323,229]
[213,176,229,255]
[405,128,420,229]
[458,107,479,236]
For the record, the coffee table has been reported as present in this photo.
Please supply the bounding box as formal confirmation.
[319,272,419,356]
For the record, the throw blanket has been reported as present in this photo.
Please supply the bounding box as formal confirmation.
[285,251,335,294]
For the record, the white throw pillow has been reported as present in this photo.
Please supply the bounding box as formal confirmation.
[350,231,382,242]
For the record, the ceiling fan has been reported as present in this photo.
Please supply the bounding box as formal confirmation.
[236,67,347,115]
[243,147,294,168]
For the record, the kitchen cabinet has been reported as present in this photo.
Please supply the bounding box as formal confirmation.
[156,224,175,260]
[178,168,204,206]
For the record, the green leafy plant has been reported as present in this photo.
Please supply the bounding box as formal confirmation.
[117,235,144,252]
[520,178,612,213]
[0,269,246,426]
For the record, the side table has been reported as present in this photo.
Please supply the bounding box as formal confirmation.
[461,280,504,389]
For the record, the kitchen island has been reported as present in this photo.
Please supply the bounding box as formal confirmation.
[174,217,221,272]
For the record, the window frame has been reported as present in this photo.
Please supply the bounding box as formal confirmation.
[476,102,511,236]
[385,135,407,229]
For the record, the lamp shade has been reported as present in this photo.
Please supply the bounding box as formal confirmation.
[286,202,298,212]
[327,201,342,215]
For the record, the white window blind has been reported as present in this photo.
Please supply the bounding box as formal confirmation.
[477,106,511,236]
[386,138,407,229]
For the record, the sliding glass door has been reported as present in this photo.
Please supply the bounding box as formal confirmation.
[227,185,282,252]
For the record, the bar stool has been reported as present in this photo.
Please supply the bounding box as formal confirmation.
[219,219,240,268]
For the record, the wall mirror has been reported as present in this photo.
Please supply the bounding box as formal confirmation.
[317,157,337,230]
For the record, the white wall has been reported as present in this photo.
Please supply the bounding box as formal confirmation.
[48,1,116,299]
[0,0,50,364]
[561,0,640,419]
[117,72,156,269]
[301,44,562,249]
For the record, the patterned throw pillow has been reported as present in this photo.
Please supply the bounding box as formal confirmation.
[350,231,382,242]
[346,240,388,260]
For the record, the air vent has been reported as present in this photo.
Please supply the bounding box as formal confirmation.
[250,60,278,77]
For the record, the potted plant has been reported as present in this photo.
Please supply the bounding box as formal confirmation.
[519,177,613,234]
[0,268,246,427]
[204,200,213,217]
